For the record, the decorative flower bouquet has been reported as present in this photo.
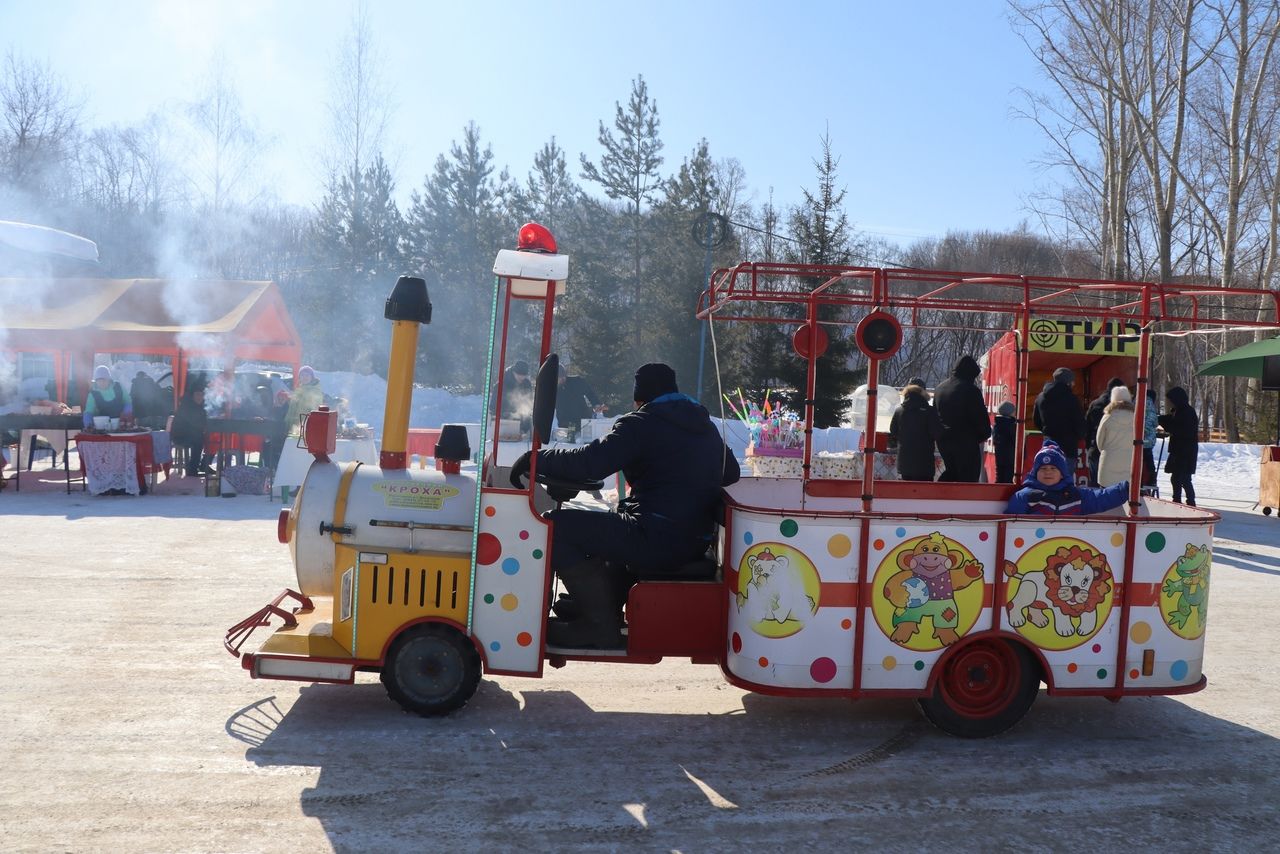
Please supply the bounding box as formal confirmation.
[725,390,805,477]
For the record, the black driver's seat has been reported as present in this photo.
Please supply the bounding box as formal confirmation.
[633,552,718,582]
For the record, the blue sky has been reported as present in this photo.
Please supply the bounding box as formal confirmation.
[3,0,1057,243]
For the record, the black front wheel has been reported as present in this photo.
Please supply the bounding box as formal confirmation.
[917,638,1039,738]
[381,624,481,717]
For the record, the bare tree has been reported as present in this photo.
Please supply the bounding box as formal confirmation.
[186,56,259,213]
[186,56,261,274]
[1012,0,1144,279]
[0,49,81,214]
[324,2,392,188]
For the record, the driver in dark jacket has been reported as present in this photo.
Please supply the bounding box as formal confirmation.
[509,363,740,648]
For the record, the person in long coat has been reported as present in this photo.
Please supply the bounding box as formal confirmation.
[888,384,943,481]
[1034,367,1086,466]
[1158,386,1199,506]
[1085,376,1125,485]
[1094,385,1135,487]
[931,355,991,482]
[170,385,212,477]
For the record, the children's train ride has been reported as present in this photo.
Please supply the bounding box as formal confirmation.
[225,226,1280,736]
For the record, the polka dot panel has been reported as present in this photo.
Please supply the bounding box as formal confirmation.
[472,492,551,676]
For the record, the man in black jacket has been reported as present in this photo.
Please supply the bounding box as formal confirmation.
[1084,376,1125,486]
[509,363,740,648]
[554,365,605,440]
[932,355,991,482]
[1034,367,1086,466]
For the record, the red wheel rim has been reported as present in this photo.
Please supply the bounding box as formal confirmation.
[938,640,1019,719]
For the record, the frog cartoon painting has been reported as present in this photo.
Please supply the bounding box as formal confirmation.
[1162,544,1210,636]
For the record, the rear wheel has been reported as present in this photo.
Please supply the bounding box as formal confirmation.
[918,638,1039,738]
[381,624,481,716]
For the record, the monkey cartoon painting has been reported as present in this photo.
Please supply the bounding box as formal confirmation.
[883,532,984,646]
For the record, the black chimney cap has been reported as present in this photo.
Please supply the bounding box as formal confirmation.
[385,275,432,324]
[435,424,471,463]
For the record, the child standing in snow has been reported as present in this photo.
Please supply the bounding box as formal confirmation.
[1006,439,1128,516]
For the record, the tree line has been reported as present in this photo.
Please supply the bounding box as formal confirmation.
[4,3,1278,438]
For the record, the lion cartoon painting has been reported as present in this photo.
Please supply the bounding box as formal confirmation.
[1006,545,1112,638]
[883,532,984,646]
[739,548,816,625]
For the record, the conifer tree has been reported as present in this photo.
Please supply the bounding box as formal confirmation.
[404,122,512,389]
[779,132,865,427]
[579,75,664,355]
[309,153,405,372]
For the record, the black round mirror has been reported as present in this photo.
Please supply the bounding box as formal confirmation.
[532,353,559,445]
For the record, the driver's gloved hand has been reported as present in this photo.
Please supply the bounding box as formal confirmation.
[509,450,533,489]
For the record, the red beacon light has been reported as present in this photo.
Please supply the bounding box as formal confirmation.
[517,222,557,254]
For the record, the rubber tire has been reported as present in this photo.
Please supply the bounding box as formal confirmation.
[917,638,1039,738]
[381,624,481,717]
[1264,506,1273,516]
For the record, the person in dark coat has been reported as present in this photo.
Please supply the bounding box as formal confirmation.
[170,385,212,477]
[496,360,533,435]
[555,365,606,439]
[509,363,740,648]
[1034,367,1086,466]
[1085,376,1125,486]
[931,355,991,482]
[130,371,170,427]
[993,400,1018,484]
[888,384,942,481]
[1158,386,1198,506]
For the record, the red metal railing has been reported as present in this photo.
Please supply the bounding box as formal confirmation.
[223,588,314,657]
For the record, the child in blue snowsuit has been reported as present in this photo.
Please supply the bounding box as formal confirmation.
[1006,439,1128,516]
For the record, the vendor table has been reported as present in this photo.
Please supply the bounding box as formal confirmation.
[75,431,173,496]
[205,418,287,468]
[0,414,85,493]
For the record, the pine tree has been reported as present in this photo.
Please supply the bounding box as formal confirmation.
[404,122,512,390]
[308,153,404,373]
[779,132,865,427]
[646,139,728,401]
[579,75,664,355]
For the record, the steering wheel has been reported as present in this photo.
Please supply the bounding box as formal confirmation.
[513,468,604,503]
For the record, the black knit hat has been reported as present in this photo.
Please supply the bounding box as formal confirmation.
[633,363,678,403]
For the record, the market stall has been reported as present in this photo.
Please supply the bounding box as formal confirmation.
[982,318,1140,481]
[0,277,302,411]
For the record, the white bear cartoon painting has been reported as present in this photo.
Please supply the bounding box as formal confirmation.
[738,548,816,627]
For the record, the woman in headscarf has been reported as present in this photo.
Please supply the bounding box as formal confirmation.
[82,365,132,428]
[284,366,324,435]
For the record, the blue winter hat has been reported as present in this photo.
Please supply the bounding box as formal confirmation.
[1031,439,1071,483]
